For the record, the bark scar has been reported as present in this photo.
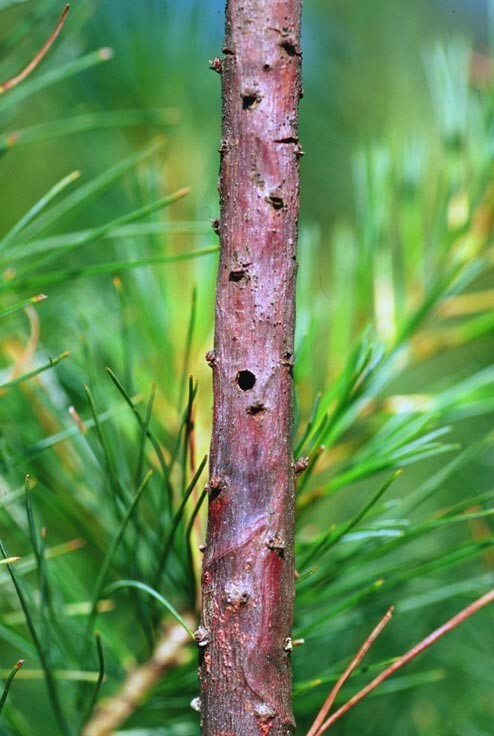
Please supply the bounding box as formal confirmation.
[203,519,267,569]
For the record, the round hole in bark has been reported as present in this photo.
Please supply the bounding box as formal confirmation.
[229,269,246,282]
[236,370,256,391]
[280,38,300,57]
[242,94,259,110]
[266,193,284,210]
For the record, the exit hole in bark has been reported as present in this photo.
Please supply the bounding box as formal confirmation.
[266,193,284,210]
[207,476,226,501]
[236,370,256,391]
[274,137,299,144]
[208,485,222,502]
[247,402,266,416]
[229,269,247,283]
[280,38,300,57]
[242,94,260,110]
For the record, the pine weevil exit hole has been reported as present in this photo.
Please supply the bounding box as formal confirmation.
[229,269,247,282]
[242,93,261,110]
[236,370,256,391]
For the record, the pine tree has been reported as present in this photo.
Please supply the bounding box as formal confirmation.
[199,2,303,734]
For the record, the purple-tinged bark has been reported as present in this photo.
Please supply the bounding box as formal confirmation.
[199,1,302,734]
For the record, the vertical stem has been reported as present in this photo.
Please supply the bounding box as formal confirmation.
[199,2,302,734]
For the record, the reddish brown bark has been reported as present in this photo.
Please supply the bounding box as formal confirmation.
[199,2,302,735]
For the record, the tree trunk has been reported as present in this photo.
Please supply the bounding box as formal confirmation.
[199,2,302,735]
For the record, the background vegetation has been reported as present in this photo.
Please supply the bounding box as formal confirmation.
[0,1,492,734]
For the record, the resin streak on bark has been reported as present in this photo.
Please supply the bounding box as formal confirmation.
[199,1,302,735]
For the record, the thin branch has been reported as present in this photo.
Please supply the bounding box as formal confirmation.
[0,5,70,94]
[306,606,394,736]
[313,589,494,735]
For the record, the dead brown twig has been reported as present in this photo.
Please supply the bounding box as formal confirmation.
[0,4,70,94]
[307,589,494,735]
[306,606,394,736]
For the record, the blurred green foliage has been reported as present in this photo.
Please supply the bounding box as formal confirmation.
[0,1,492,735]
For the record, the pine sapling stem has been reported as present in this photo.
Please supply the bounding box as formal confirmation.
[199,1,303,734]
